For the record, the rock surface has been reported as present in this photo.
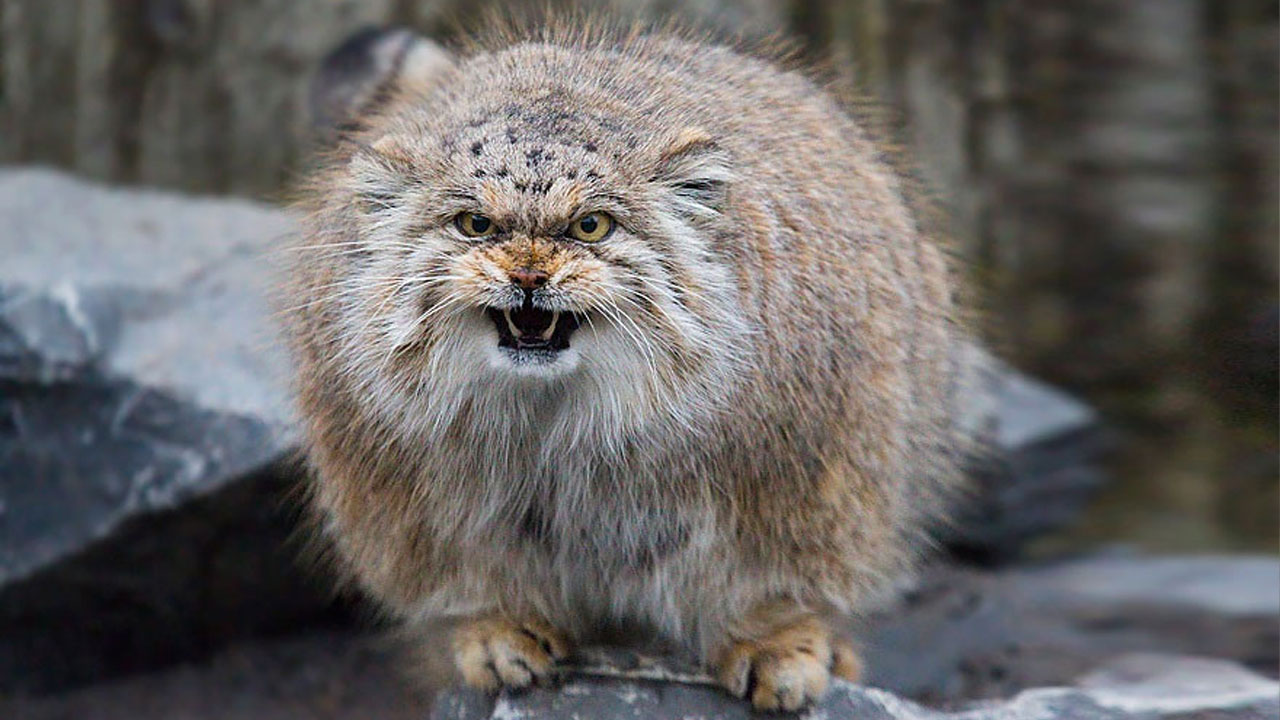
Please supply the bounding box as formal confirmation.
[862,553,1280,704]
[0,168,1107,694]
[0,169,314,693]
[0,630,433,720]
[429,653,1279,720]
[423,553,1280,717]
[4,594,1275,720]
[946,358,1107,563]
[0,168,296,587]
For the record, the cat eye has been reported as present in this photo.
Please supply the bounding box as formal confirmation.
[454,212,496,238]
[567,212,614,243]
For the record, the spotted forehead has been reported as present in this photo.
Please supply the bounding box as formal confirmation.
[445,94,639,145]
[440,97,643,175]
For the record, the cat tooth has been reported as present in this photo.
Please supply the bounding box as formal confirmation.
[503,309,520,336]
[541,311,560,340]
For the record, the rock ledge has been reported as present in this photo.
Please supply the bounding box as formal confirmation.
[431,652,1279,720]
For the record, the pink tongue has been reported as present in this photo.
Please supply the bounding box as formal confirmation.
[511,305,552,336]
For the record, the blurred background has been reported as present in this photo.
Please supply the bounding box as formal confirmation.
[3,0,1274,552]
[0,1,1276,717]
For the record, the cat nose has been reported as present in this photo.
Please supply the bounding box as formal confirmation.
[509,267,549,289]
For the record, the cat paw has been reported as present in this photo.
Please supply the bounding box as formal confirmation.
[452,616,570,691]
[715,616,861,712]
[831,639,863,683]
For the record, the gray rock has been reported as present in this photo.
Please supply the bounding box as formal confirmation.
[0,169,313,693]
[1012,553,1280,618]
[0,168,296,586]
[0,629,435,720]
[0,168,295,418]
[430,651,1279,720]
[863,553,1280,704]
[946,354,1108,562]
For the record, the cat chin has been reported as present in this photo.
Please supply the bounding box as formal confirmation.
[485,344,582,379]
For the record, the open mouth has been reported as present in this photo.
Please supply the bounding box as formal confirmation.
[485,300,582,352]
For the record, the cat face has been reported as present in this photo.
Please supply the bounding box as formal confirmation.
[309,46,751,441]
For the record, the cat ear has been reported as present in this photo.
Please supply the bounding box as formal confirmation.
[309,27,453,141]
[346,134,421,215]
[652,127,733,221]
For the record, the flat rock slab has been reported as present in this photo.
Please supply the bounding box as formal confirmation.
[0,168,1106,693]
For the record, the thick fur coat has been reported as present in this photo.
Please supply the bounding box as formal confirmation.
[283,24,970,711]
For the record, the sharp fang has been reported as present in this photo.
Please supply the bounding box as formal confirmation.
[503,309,520,337]
[541,311,559,340]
